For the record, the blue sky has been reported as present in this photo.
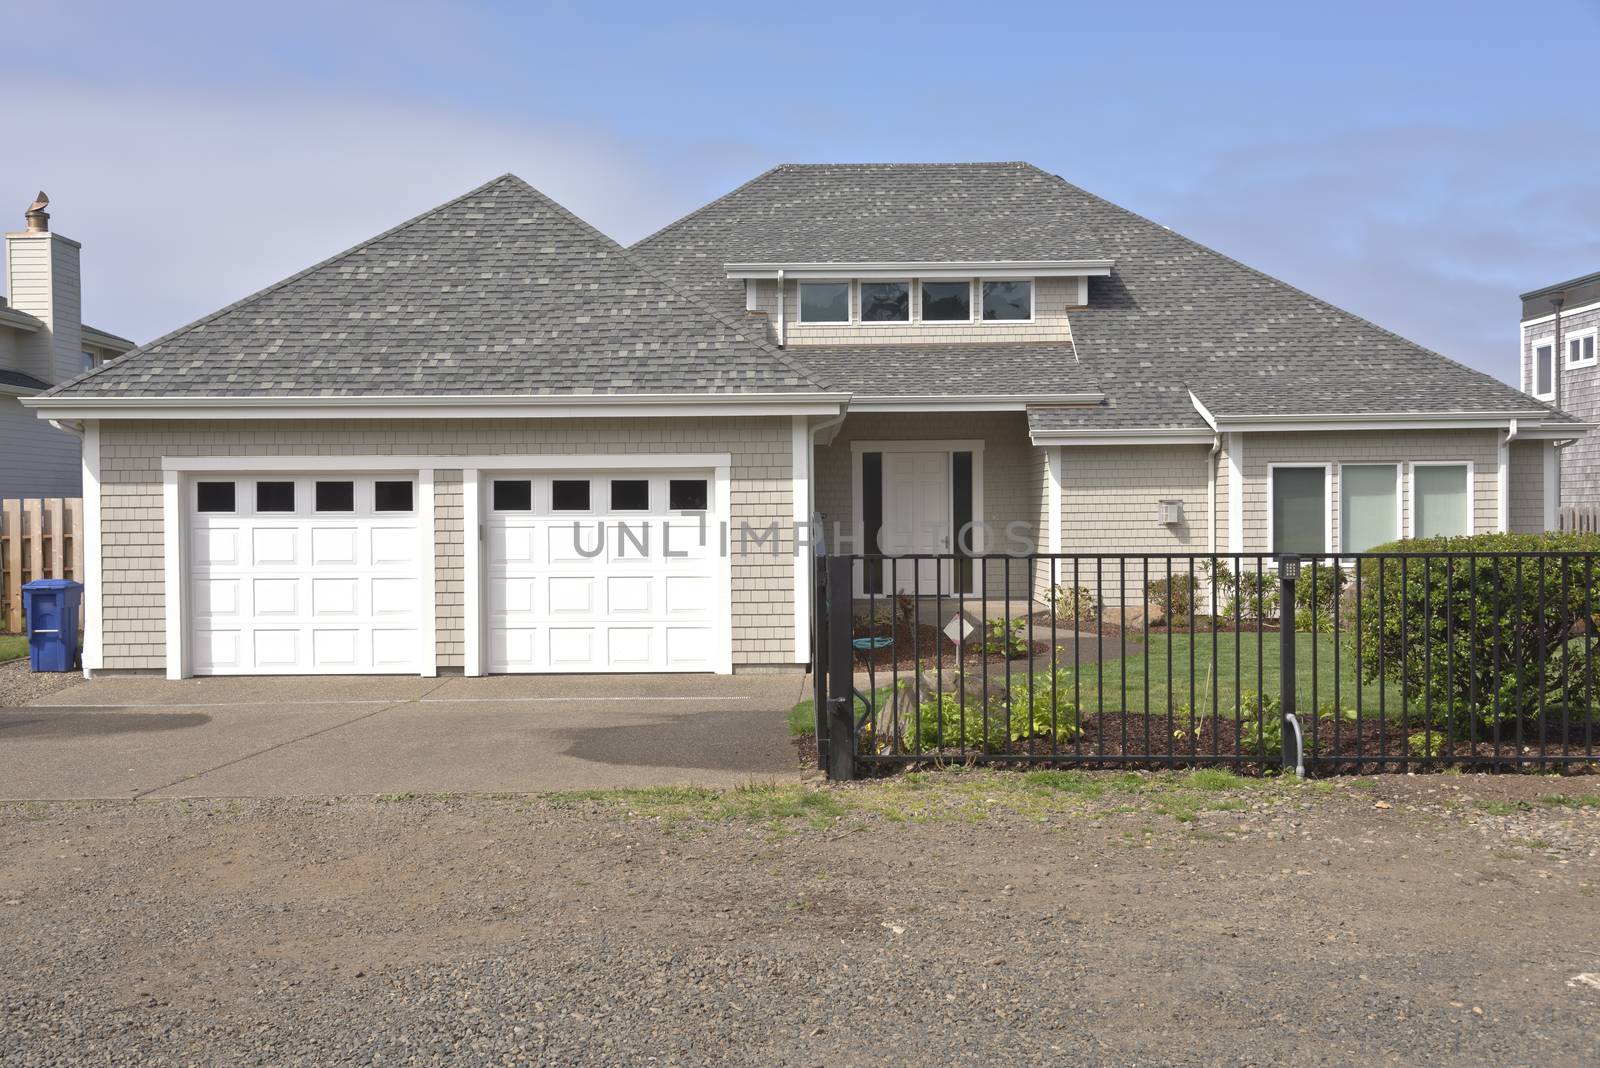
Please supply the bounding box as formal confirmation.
[2,0,1596,384]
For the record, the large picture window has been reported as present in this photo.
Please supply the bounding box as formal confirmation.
[1340,464,1398,553]
[859,281,910,322]
[1271,466,1328,555]
[921,281,972,322]
[1412,463,1470,539]
[981,280,1033,321]
[798,281,850,323]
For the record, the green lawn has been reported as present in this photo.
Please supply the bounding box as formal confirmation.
[0,633,26,662]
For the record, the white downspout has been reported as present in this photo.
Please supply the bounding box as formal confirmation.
[1208,432,1221,554]
[776,269,786,348]
[1498,419,1518,533]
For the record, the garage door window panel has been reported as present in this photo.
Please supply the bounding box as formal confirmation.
[610,479,650,511]
[315,480,355,513]
[256,481,296,513]
[197,481,236,513]
[374,480,414,512]
[551,479,591,512]
[669,478,708,511]
[493,479,533,512]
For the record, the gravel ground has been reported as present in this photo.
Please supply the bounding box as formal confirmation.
[2,772,1599,1065]
[0,658,80,707]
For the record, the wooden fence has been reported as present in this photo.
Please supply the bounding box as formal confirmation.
[1,498,84,633]
[1558,503,1600,534]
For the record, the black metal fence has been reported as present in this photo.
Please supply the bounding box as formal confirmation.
[813,551,1600,778]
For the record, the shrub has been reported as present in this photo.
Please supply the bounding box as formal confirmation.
[907,671,1080,751]
[1291,562,1350,631]
[1200,560,1280,622]
[1352,532,1600,728]
[980,615,1030,658]
[1049,584,1099,622]
[1147,573,1198,621]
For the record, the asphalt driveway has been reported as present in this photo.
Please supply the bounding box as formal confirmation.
[0,673,807,799]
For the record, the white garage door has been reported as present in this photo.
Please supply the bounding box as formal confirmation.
[486,470,726,672]
[188,475,424,674]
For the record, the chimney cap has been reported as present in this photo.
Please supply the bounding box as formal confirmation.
[24,191,48,232]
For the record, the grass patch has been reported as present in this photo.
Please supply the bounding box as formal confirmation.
[1474,799,1533,816]
[0,633,26,662]
[788,686,894,738]
[1542,793,1600,809]
[547,783,846,826]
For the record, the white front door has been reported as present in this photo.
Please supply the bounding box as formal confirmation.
[880,452,951,593]
[188,475,424,674]
[485,470,727,673]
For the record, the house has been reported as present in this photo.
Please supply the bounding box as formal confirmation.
[2,193,136,498]
[1520,270,1600,505]
[24,163,1582,680]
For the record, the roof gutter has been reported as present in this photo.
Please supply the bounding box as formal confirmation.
[855,392,1103,412]
[727,259,1114,281]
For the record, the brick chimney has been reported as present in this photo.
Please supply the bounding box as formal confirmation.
[5,191,83,386]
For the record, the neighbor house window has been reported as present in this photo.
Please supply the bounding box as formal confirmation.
[1569,330,1597,368]
[859,281,910,322]
[1340,464,1398,553]
[1271,466,1327,555]
[921,281,972,321]
[1533,343,1554,397]
[982,280,1033,321]
[798,281,849,323]
[1412,464,1470,539]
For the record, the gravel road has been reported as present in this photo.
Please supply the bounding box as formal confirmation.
[2,772,1598,1065]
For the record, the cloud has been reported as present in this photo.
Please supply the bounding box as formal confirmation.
[0,80,739,343]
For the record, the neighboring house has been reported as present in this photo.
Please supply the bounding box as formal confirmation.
[2,193,135,498]
[1520,270,1600,504]
[23,164,1583,680]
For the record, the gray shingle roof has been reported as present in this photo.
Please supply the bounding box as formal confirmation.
[791,344,1093,397]
[635,163,1571,428]
[47,175,824,399]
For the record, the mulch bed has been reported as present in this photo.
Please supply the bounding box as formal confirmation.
[848,623,1053,670]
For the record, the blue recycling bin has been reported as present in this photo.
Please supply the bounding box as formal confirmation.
[22,579,83,673]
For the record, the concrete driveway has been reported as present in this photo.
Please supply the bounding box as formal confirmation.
[0,673,809,799]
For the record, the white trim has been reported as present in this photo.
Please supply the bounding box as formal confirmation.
[1564,326,1598,369]
[795,280,851,324]
[1046,446,1063,554]
[1227,433,1244,555]
[1189,390,1219,431]
[919,279,974,324]
[857,392,1102,413]
[978,278,1035,324]
[790,415,810,666]
[726,259,1113,280]
[462,470,482,677]
[1522,296,1600,328]
[1075,277,1088,307]
[418,468,437,677]
[1033,430,1216,447]
[163,470,185,680]
[1497,425,1514,533]
[25,393,851,420]
[1407,460,1476,539]
[850,438,986,455]
[714,463,734,674]
[162,453,736,473]
[1200,410,1573,432]
[81,422,103,675]
[1544,443,1559,532]
[1336,462,1401,554]
[1266,463,1334,556]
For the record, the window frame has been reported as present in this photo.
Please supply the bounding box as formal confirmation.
[1532,340,1555,399]
[1266,462,1333,557]
[919,279,974,323]
[857,279,912,325]
[1407,460,1474,540]
[979,278,1035,323]
[1336,462,1401,555]
[795,279,852,324]
[1567,326,1598,369]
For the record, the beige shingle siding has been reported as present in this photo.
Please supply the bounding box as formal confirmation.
[434,473,464,667]
[1508,440,1547,533]
[814,411,1039,597]
[750,277,1076,347]
[1239,430,1502,553]
[97,416,796,671]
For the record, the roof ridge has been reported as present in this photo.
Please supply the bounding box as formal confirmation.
[43,173,524,397]
[1027,164,1550,411]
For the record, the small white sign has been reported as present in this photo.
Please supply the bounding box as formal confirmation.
[943,613,976,645]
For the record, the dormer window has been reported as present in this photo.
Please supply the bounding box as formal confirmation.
[982,280,1033,321]
[859,281,910,322]
[921,281,972,322]
[798,281,850,323]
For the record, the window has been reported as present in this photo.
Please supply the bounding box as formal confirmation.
[374,480,414,512]
[551,479,591,511]
[1271,466,1328,555]
[256,481,295,512]
[1533,342,1554,397]
[1340,464,1398,553]
[669,478,708,511]
[492,479,532,511]
[1568,330,1597,369]
[859,281,909,322]
[81,352,96,374]
[798,281,849,323]
[982,280,1033,321]
[315,480,355,512]
[1412,464,1470,539]
[610,479,649,511]
[196,481,235,513]
[921,281,971,321]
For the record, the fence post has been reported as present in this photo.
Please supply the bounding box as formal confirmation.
[824,554,858,781]
[1278,555,1299,772]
